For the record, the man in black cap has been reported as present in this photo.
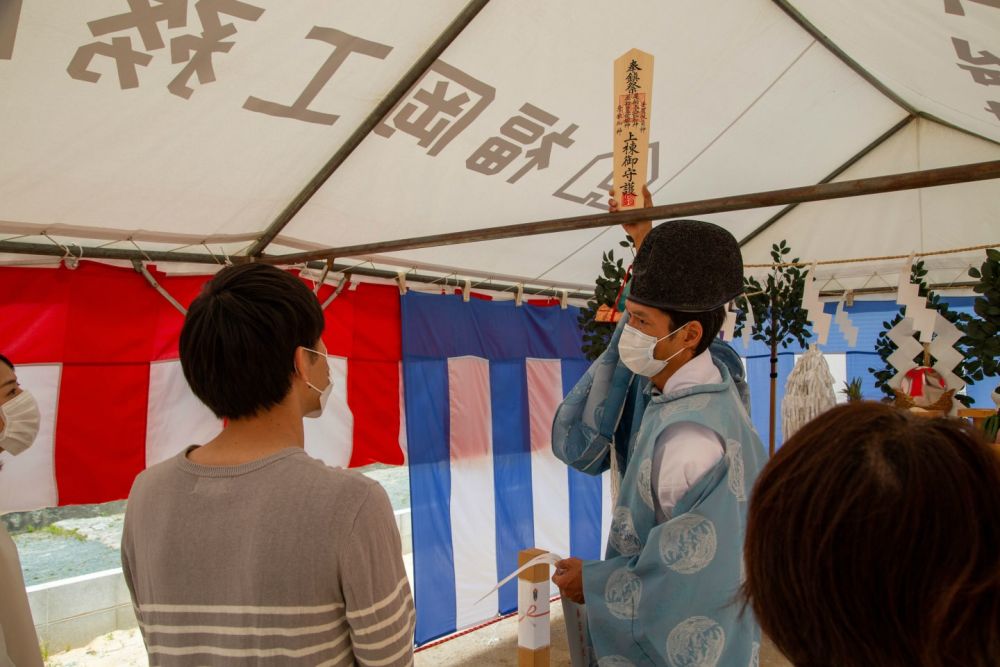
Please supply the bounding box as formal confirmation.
[550,194,766,665]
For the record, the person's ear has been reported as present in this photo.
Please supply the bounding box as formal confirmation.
[681,321,703,350]
[292,347,311,382]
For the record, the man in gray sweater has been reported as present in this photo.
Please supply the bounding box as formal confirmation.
[121,264,414,666]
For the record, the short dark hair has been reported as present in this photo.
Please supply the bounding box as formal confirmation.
[663,306,726,355]
[743,402,1000,666]
[179,264,325,420]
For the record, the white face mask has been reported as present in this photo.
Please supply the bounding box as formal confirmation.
[0,390,41,456]
[618,324,689,377]
[300,347,333,419]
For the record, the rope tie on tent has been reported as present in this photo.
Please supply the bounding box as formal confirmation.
[201,243,224,265]
[312,258,334,295]
[128,238,153,264]
[945,265,972,288]
[855,271,894,293]
[42,233,82,269]
[322,274,349,309]
[819,276,847,293]
[131,260,187,315]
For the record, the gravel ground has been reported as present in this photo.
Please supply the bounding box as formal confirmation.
[44,630,147,667]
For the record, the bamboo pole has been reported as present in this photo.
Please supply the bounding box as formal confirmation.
[261,159,1000,265]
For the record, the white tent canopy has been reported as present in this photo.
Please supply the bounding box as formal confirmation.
[2,0,998,292]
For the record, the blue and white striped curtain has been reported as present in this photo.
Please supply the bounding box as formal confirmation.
[402,293,611,645]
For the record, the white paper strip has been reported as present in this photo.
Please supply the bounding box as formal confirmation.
[721,302,737,342]
[475,552,564,605]
[834,297,859,348]
[741,298,756,348]
[929,313,965,393]
[886,317,923,389]
[801,267,832,346]
[896,256,936,343]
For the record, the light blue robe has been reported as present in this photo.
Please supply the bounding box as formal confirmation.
[553,316,765,667]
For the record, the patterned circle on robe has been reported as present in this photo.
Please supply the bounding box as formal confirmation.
[750,641,760,667]
[609,507,642,556]
[598,656,637,667]
[659,513,718,575]
[605,568,643,620]
[725,439,746,502]
[661,393,711,417]
[637,459,654,510]
[666,616,726,667]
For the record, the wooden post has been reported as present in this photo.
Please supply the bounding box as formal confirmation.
[769,301,778,457]
[613,49,654,211]
[518,548,551,667]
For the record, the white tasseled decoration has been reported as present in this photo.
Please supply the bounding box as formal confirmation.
[609,444,622,505]
[781,347,837,440]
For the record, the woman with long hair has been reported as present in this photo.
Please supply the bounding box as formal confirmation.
[743,401,1000,666]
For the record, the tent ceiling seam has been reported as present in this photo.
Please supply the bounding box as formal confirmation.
[528,227,620,283]
[651,40,817,200]
[737,114,916,248]
[245,0,492,258]
[772,0,917,115]
[916,111,1000,149]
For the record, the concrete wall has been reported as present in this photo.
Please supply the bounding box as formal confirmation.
[27,568,137,653]
[396,508,412,555]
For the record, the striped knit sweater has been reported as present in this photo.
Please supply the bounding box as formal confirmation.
[121,447,414,666]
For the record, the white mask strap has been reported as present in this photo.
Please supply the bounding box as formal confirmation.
[300,347,332,394]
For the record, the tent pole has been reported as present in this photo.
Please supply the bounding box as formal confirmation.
[0,244,217,264]
[245,0,492,258]
[260,159,1000,265]
[0,240,982,299]
[0,240,594,300]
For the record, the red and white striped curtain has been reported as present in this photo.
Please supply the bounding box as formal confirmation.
[0,261,405,513]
